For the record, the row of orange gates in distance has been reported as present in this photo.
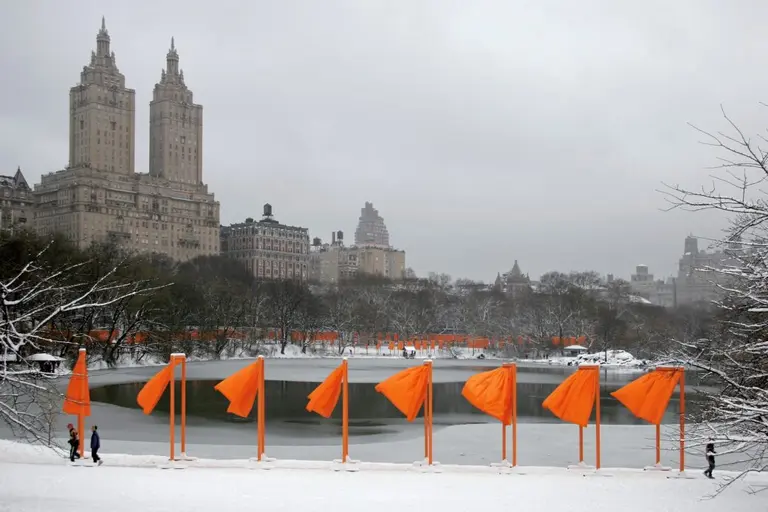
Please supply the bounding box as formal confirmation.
[63,351,685,471]
[51,329,587,348]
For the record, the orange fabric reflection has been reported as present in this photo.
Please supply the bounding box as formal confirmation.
[375,365,430,421]
[542,368,598,427]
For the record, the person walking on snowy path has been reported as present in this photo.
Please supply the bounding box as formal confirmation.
[68,426,80,462]
[90,426,102,465]
[704,442,716,479]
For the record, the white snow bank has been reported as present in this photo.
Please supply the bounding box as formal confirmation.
[0,440,765,512]
[532,349,652,370]
[66,343,495,373]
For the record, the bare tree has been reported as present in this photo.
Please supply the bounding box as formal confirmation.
[0,241,159,444]
[264,280,307,355]
[323,288,358,355]
[295,292,324,354]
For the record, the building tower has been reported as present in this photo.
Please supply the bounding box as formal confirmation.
[149,38,203,184]
[354,202,390,248]
[69,17,136,174]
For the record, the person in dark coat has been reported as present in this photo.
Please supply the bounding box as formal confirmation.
[68,425,80,462]
[90,425,102,465]
[704,442,716,478]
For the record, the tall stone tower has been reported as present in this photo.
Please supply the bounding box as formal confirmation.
[69,17,136,174]
[354,202,390,248]
[149,38,203,184]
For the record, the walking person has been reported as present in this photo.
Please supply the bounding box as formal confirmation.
[68,425,80,462]
[704,442,716,479]
[90,425,102,466]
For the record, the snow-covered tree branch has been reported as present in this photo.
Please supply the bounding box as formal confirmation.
[662,106,768,490]
[0,236,163,445]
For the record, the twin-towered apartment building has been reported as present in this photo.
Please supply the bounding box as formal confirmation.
[0,19,405,283]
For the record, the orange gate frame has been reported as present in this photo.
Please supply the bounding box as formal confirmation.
[169,353,188,461]
[77,348,87,458]
[578,365,601,470]
[654,367,685,472]
[501,363,518,466]
[257,356,266,461]
[424,360,433,465]
[342,358,349,462]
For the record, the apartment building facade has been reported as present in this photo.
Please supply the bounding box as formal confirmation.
[221,205,310,281]
[32,19,219,260]
[0,167,33,234]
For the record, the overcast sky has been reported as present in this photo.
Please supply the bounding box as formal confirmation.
[2,0,767,282]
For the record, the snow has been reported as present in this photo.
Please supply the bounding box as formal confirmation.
[57,340,664,377]
[26,353,65,362]
[533,349,650,369]
[0,440,766,511]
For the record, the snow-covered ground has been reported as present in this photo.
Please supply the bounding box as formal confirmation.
[0,439,766,512]
[529,349,653,369]
[1,358,760,510]
[64,341,658,373]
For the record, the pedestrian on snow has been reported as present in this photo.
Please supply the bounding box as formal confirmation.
[68,425,80,462]
[91,425,102,465]
[704,442,716,479]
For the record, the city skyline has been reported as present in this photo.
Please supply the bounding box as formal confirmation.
[3,2,760,281]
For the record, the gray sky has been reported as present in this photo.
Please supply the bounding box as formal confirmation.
[1,0,765,282]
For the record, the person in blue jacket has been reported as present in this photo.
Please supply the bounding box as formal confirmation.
[90,425,102,465]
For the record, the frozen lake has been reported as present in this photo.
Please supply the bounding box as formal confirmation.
[1,358,718,469]
[90,360,702,432]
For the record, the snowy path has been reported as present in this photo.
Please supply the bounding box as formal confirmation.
[0,458,765,512]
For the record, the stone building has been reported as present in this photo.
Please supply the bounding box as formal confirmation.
[309,230,406,284]
[357,245,405,279]
[0,167,33,234]
[309,232,357,284]
[220,204,309,281]
[628,236,741,308]
[354,202,390,248]
[629,264,675,307]
[33,19,220,260]
[675,235,737,305]
[495,260,531,298]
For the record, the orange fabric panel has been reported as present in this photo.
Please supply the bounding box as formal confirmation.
[462,366,515,424]
[62,351,91,417]
[375,366,430,421]
[306,363,345,418]
[542,368,598,427]
[214,361,263,418]
[611,369,681,425]
[136,365,173,415]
